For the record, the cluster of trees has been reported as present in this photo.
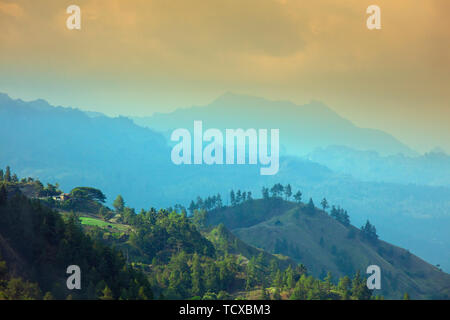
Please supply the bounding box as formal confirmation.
[148,251,239,299]
[0,166,59,198]
[361,220,378,242]
[0,166,18,184]
[289,271,372,300]
[230,190,252,206]
[188,194,223,214]
[329,205,350,226]
[0,254,42,300]
[0,190,152,300]
[261,184,302,202]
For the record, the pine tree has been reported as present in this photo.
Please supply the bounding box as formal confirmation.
[307,198,315,214]
[350,271,372,300]
[43,292,54,300]
[191,253,203,297]
[285,184,292,200]
[188,200,196,214]
[324,272,333,294]
[293,191,302,203]
[285,266,295,289]
[236,190,242,204]
[216,194,223,208]
[113,195,125,212]
[361,220,378,242]
[337,276,351,300]
[4,166,11,182]
[230,190,236,206]
[321,198,329,211]
[100,285,114,300]
[261,187,269,200]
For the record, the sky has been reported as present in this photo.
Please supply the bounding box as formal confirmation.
[0,0,449,153]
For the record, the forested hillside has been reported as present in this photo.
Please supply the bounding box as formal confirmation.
[0,168,377,300]
[204,185,450,299]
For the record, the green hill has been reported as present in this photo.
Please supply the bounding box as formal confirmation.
[2,168,447,300]
[205,198,450,299]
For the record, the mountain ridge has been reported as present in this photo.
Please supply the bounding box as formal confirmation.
[133,92,417,157]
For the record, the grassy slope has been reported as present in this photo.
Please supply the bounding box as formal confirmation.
[206,199,450,299]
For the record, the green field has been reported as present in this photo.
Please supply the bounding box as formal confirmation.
[79,216,129,232]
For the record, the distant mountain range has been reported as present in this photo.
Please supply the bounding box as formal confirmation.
[306,146,450,187]
[0,92,449,273]
[133,92,417,157]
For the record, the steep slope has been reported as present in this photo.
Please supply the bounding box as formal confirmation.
[133,92,416,156]
[205,198,450,299]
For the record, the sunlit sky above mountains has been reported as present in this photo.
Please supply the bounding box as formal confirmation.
[0,0,449,153]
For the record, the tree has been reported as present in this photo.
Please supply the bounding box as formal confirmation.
[350,271,372,300]
[188,200,196,215]
[330,206,351,226]
[216,194,223,208]
[204,262,219,292]
[236,190,242,204]
[285,266,295,289]
[337,276,351,300]
[0,169,3,181]
[0,184,7,205]
[293,191,302,203]
[113,195,125,212]
[270,183,284,198]
[45,183,60,197]
[191,253,203,297]
[230,190,236,206]
[307,198,315,214]
[71,187,106,203]
[324,272,333,294]
[285,184,292,200]
[320,198,329,211]
[100,285,114,300]
[43,292,54,300]
[261,187,269,200]
[361,220,378,242]
[4,166,11,182]
[403,292,410,300]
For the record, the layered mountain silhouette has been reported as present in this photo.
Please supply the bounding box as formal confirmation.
[307,145,450,187]
[0,92,449,273]
[133,92,416,157]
